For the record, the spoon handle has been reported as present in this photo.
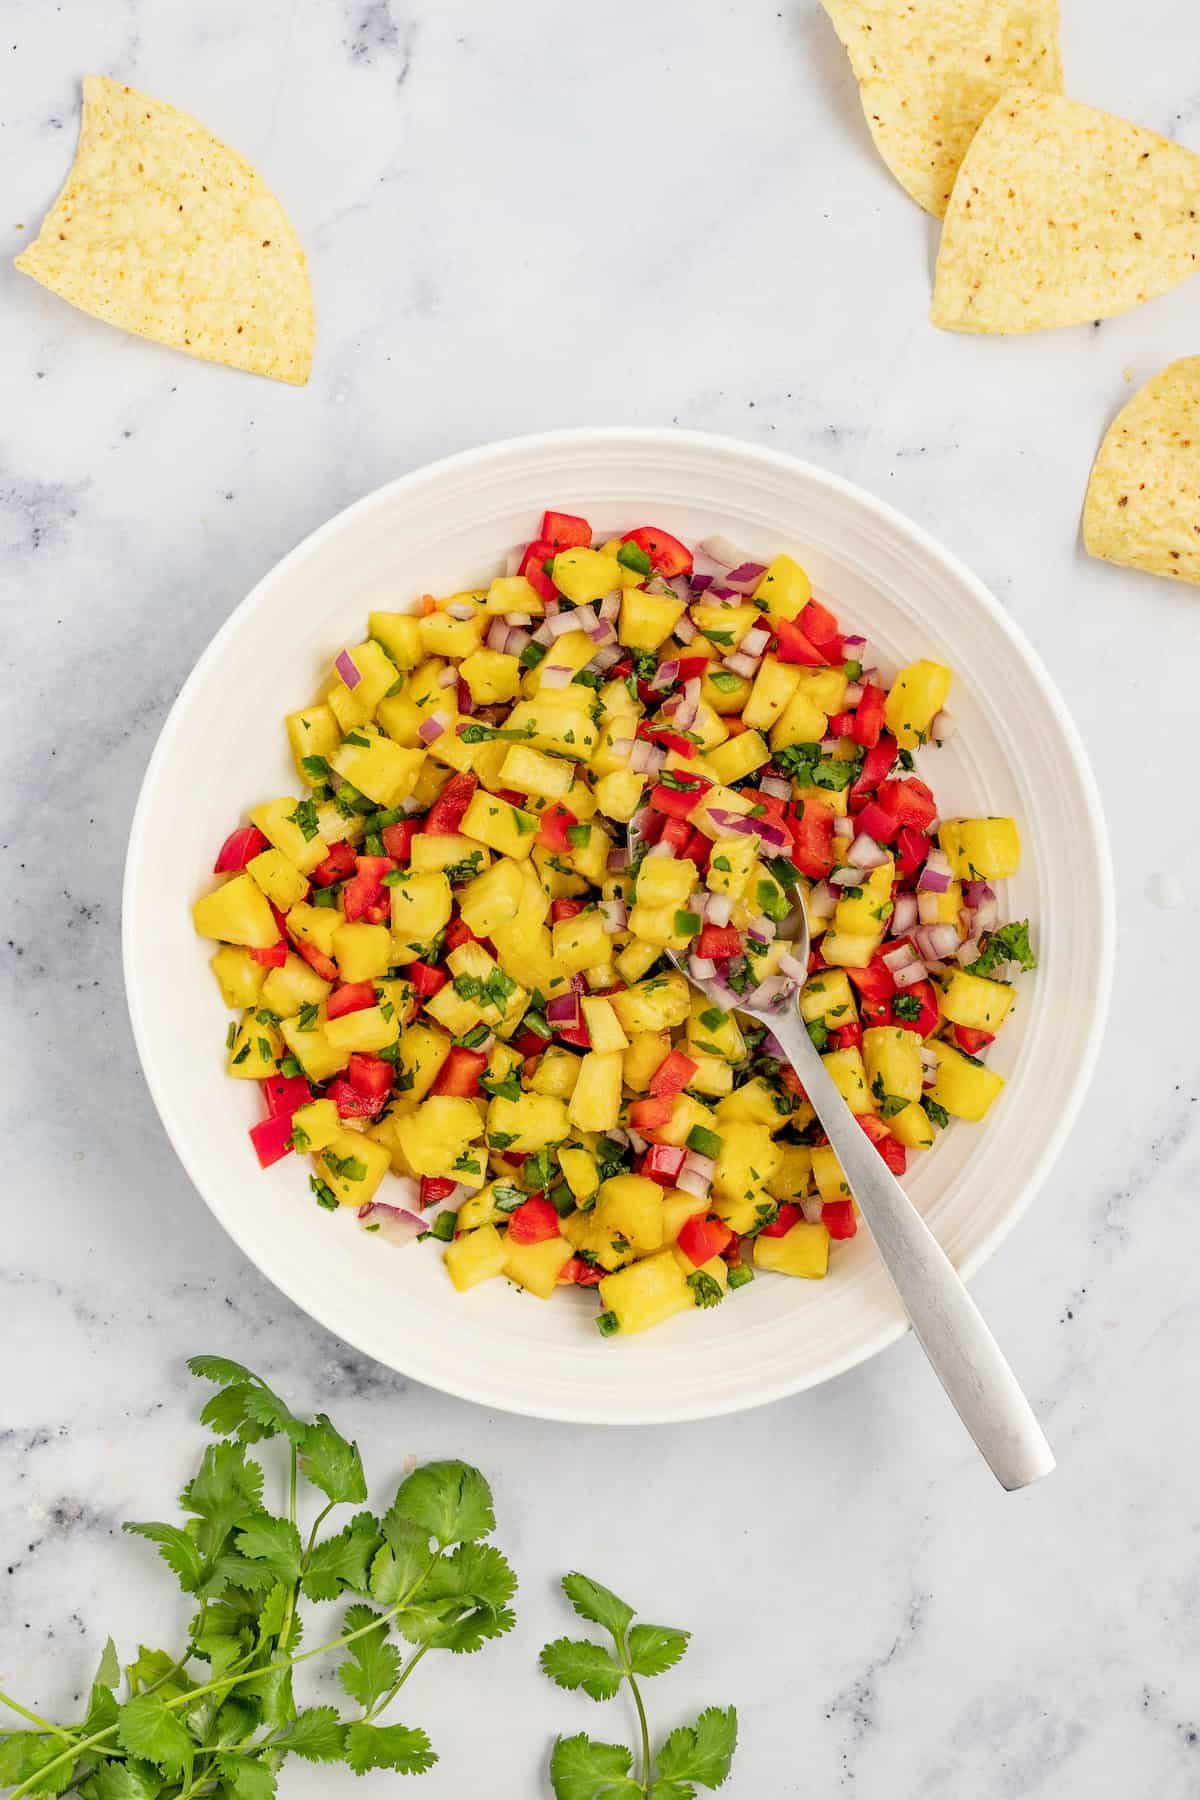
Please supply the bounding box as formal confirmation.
[772,1014,1054,1491]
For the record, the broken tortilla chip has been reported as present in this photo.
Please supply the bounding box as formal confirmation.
[1083,358,1200,587]
[820,0,1062,218]
[932,89,1200,334]
[16,75,314,384]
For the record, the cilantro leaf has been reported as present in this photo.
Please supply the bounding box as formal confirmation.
[0,1734,75,1794]
[276,1705,347,1763]
[123,1519,206,1593]
[337,1605,401,1711]
[540,1637,624,1701]
[179,1440,264,1564]
[343,1720,437,1776]
[233,1515,304,1586]
[550,1732,637,1800]
[388,1460,496,1547]
[397,1541,518,1653]
[217,1752,278,1800]
[87,1763,165,1799]
[560,1572,635,1639]
[628,1623,690,1678]
[298,1414,368,1505]
[655,1706,739,1788]
[302,1511,382,1602]
[369,1511,432,1605]
[967,918,1037,976]
[117,1694,194,1779]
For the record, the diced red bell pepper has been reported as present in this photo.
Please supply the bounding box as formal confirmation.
[622,525,693,578]
[850,732,899,800]
[407,960,447,998]
[556,1021,592,1049]
[382,819,420,862]
[540,509,592,550]
[847,953,896,1010]
[696,923,742,961]
[648,1049,698,1098]
[857,1112,907,1175]
[326,1078,388,1120]
[445,917,483,951]
[249,1112,296,1169]
[518,539,559,603]
[676,1213,733,1268]
[214,825,270,873]
[249,937,289,968]
[831,1022,863,1051]
[899,979,940,1039]
[290,936,338,981]
[327,981,378,1019]
[780,1066,809,1102]
[342,855,396,924]
[310,840,357,887]
[658,818,693,854]
[800,598,840,648]
[640,1144,688,1187]
[550,897,586,924]
[347,1053,394,1099]
[788,795,835,880]
[894,826,930,881]
[420,1176,460,1209]
[507,1195,561,1244]
[682,829,711,869]
[629,1095,674,1130]
[773,617,825,666]
[261,1073,313,1118]
[759,1202,802,1238]
[954,1025,995,1055]
[828,711,857,738]
[852,683,887,749]
[424,772,478,837]
[674,655,712,683]
[876,776,937,832]
[638,724,696,758]
[512,1028,550,1057]
[823,1199,858,1239]
[537,804,578,852]
[558,1255,604,1286]
[648,775,713,821]
[854,799,899,846]
[430,1046,489,1097]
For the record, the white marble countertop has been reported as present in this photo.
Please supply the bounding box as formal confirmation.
[3,0,1199,1793]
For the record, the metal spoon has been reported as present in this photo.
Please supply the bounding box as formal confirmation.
[628,818,1054,1491]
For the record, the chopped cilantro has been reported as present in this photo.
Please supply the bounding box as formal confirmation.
[922,1096,950,1130]
[891,993,922,1022]
[967,919,1037,976]
[287,798,320,842]
[687,1271,725,1308]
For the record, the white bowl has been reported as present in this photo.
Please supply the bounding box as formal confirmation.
[123,428,1113,1424]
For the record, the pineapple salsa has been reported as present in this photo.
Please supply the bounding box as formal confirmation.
[192,509,1036,1337]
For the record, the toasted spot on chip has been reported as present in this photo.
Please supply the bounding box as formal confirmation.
[932,90,1200,334]
[1083,358,1200,588]
[819,0,1062,218]
[15,75,314,384]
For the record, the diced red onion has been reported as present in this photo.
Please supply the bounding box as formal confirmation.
[504,546,524,577]
[646,840,675,859]
[820,736,839,754]
[882,941,918,974]
[705,895,733,927]
[915,922,960,960]
[599,589,622,622]
[747,918,777,942]
[688,889,708,915]
[547,610,580,640]
[923,957,949,978]
[890,892,919,936]
[630,740,666,776]
[832,815,855,840]
[963,880,994,909]
[357,1202,425,1247]
[759,775,791,800]
[683,1149,716,1183]
[698,535,747,569]
[418,712,448,743]
[590,642,621,672]
[842,634,867,653]
[831,867,863,888]
[446,602,477,622]
[917,890,946,924]
[808,881,837,916]
[571,605,599,635]
[917,867,951,894]
[604,1128,631,1149]
[506,627,531,656]
[706,808,788,849]
[689,955,718,981]
[437,666,457,687]
[843,681,864,706]
[546,993,581,1026]
[921,1047,939,1087]
[662,574,692,602]
[335,650,362,690]
[777,950,808,981]
[674,613,698,643]
[677,1166,713,1199]
[486,619,510,654]
[588,622,617,647]
[931,710,957,742]
[955,936,982,967]
[739,627,771,656]
[599,898,628,930]
[539,664,574,688]
[847,833,888,870]
[973,895,999,933]
[800,1195,826,1224]
[723,561,769,593]
[748,974,793,1011]
[893,958,930,989]
[531,620,555,646]
[651,659,681,691]
[607,847,630,871]
[722,651,759,679]
[673,677,703,730]
[503,611,532,628]
[610,736,635,758]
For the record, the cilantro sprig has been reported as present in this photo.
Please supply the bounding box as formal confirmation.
[540,1572,737,1797]
[0,1358,516,1796]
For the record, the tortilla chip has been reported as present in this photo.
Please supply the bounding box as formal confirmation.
[932,90,1200,333]
[820,0,1062,218]
[1083,358,1200,587]
[16,76,313,384]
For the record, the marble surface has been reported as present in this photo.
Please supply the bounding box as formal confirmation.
[3,0,1199,1793]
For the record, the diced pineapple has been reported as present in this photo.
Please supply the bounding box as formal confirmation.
[701,668,750,715]
[317,1127,392,1206]
[287,704,341,782]
[598,1250,694,1333]
[502,696,598,761]
[552,547,623,605]
[367,611,423,668]
[503,1233,575,1299]
[498,743,574,801]
[566,821,613,887]
[418,609,486,661]
[598,539,647,589]
[741,657,802,732]
[622,1030,671,1092]
[280,1007,350,1083]
[485,574,545,616]
[810,1145,850,1202]
[627,901,694,952]
[568,1051,624,1132]
[888,1101,935,1150]
[530,1046,582,1097]
[246,848,309,912]
[752,554,812,622]
[712,1122,782,1201]
[559,1144,600,1201]
[260,952,332,1017]
[819,928,883,969]
[331,735,425,809]
[458,647,522,706]
[661,1189,709,1244]
[618,590,686,651]
[396,1022,451,1101]
[194,871,282,949]
[862,1027,924,1110]
[332,922,392,983]
[690,600,758,645]
[654,1092,720,1149]
[376,693,425,748]
[672,1246,730,1298]
[754,1221,830,1279]
[614,936,662,984]
[210,945,266,1008]
[834,861,895,937]
[458,857,525,938]
[926,1041,1005,1121]
[460,792,540,860]
[250,798,330,876]
[799,969,857,1028]
[768,688,828,751]
[885,659,951,750]
[227,1011,282,1080]
[939,970,1015,1033]
[593,769,646,821]
[289,1098,339,1154]
[938,818,1021,881]
[424,983,484,1039]
[326,640,401,729]
[522,631,597,698]
[286,900,340,959]
[687,1054,734,1096]
[610,972,691,1035]
[393,1096,485,1181]
[552,909,611,975]
[324,1004,400,1055]
[408,835,487,878]
[389,871,453,962]
[714,1077,790,1130]
[704,730,771,786]
[445,1224,508,1291]
[580,996,630,1054]
[685,994,746,1063]
[822,1046,873,1113]
[767,1144,814,1200]
[487,1092,570,1153]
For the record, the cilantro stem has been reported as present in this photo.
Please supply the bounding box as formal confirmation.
[618,1629,652,1792]
[0,1691,80,1746]
[364,1642,431,1722]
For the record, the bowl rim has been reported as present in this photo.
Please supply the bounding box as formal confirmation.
[122,425,1115,1422]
